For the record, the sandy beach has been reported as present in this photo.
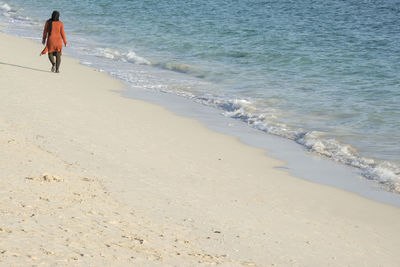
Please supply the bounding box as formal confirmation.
[1,32,400,266]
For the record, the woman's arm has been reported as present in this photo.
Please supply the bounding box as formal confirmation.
[42,20,49,45]
[61,22,67,47]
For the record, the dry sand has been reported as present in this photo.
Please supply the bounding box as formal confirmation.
[1,32,400,266]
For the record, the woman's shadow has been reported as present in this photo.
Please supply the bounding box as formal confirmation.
[0,61,50,73]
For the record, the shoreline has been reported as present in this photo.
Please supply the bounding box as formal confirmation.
[1,32,400,265]
[121,83,400,208]
[1,9,399,198]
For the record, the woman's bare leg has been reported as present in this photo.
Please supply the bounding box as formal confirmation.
[55,52,61,73]
[48,52,56,72]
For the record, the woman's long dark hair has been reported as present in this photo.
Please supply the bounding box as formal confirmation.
[47,10,60,36]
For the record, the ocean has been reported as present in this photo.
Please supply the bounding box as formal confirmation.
[1,0,399,192]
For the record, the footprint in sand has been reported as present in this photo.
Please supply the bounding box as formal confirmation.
[26,174,63,182]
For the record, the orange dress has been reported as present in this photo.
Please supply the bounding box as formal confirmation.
[41,20,67,55]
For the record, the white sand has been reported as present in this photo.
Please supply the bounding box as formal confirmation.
[1,32,400,266]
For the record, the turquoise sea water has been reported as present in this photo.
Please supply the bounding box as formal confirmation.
[1,0,399,191]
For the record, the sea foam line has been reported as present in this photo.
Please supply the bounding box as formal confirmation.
[152,86,400,193]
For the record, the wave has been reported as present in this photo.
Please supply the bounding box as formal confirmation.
[154,62,203,76]
[126,51,151,65]
[0,2,36,26]
[80,47,152,65]
[80,46,204,77]
[0,3,12,12]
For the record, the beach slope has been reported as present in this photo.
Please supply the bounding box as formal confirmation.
[1,32,400,266]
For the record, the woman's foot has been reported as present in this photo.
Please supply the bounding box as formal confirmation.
[51,64,56,72]
[55,69,60,73]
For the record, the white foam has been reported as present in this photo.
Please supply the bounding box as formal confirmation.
[1,3,11,12]
[126,51,151,65]
[81,61,92,66]
[81,47,153,67]
[99,48,120,59]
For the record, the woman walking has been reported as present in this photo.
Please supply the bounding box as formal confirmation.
[41,10,67,73]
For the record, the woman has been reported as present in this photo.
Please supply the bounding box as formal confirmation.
[41,10,67,73]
